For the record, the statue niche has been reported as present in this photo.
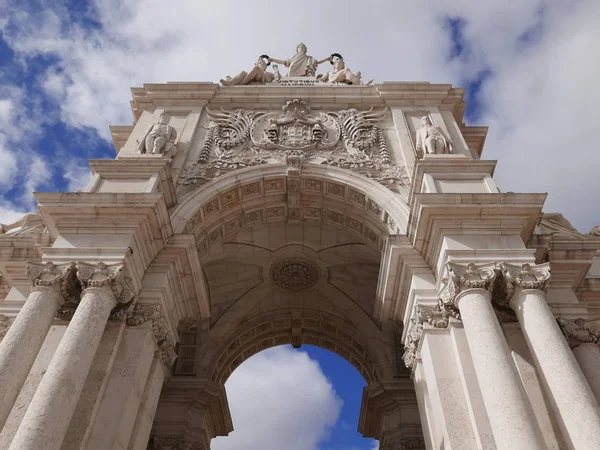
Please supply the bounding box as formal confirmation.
[137,112,178,156]
[415,116,453,155]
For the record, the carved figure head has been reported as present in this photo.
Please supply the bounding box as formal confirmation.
[421,116,432,127]
[311,123,324,141]
[266,122,279,143]
[256,57,268,71]
[159,112,170,125]
[334,58,345,71]
[296,43,307,55]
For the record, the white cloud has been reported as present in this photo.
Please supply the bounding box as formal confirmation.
[0,141,18,187]
[0,202,28,225]
[211,346,343,450]
[63,160,93,192]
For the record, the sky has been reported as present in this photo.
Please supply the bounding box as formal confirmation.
[0,0,599,448]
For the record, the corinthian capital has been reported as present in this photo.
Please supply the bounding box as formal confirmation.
[26,261,75,301]
[76,261,135,305]
[440,262,497,309]
[501,262,550,299]
[557,318,600,347]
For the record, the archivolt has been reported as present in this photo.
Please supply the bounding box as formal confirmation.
[170,164,411,257]
[206,309,384,385]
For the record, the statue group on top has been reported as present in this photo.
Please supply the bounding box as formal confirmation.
[220,43,372,86]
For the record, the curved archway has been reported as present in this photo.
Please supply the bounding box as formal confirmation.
[204,308,385,385]
[211,344,378,450]
[171,163,410,258]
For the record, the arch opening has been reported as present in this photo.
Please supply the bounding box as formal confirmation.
[211,344,379,450]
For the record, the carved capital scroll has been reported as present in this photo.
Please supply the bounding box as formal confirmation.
[26,261,75,304]
[500,262,551,300]
[440,261,497,309]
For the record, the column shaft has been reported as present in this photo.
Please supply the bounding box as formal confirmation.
[457,289,545,450]
[8,287,116,450]
[511,290,600,449]
[0,286,63,429]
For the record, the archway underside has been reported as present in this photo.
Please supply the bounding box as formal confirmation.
[208,309,380,385]
[172,164,411,258]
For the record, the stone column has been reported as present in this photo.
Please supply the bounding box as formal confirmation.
[504,263,600,449]
[9,262,133,450]
[445,262,545,450]
[557,318,600,402]
[0,261,73,430]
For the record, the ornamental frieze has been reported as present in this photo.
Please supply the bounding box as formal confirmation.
[177,99,409,195]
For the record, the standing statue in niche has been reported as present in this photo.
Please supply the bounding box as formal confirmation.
[138,112,178,155]
[268,43,331,77]
[415,116,453,155]
[220,56,276,86]
[317,55,373,86]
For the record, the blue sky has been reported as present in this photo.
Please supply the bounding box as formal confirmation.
[1,1,599,449]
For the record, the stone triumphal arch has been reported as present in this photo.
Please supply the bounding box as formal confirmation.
[1,48,600,450]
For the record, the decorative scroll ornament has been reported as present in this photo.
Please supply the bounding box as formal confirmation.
[501,262,551,300]
[440,262,497,313]
[26,261,76,302]
[127,303,178,367]
[402,318,424,369]
[402,305,451,369]
[178,99,409,194]
[557,318,600,347]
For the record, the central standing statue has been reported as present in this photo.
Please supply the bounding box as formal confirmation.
[268,43,331,77]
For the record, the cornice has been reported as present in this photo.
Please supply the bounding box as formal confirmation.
[408,192,546,268]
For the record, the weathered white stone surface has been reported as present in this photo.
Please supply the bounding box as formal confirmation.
[8,287,117,450]
[457,289,545,450]
[511,289,600,449]
[0,287,63,429]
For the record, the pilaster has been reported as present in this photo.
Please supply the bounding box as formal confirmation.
[151,379,233,448]
[358,379,425,450]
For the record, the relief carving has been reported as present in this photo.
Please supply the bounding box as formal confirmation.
[557,318,600,347]
[271,258,319,291]
[127,303,178,367]
[178,99,408,194]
